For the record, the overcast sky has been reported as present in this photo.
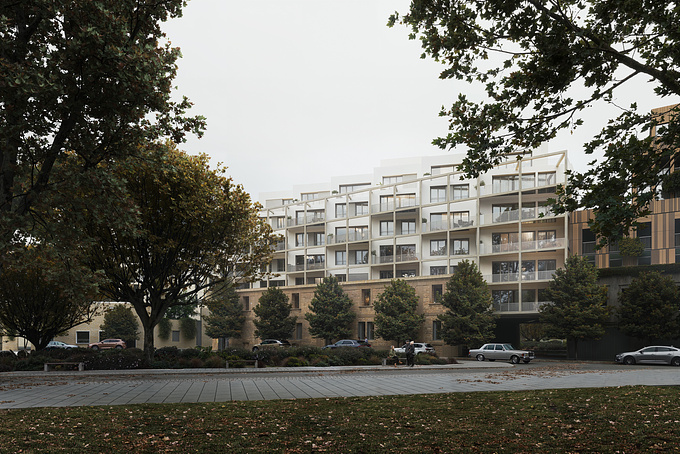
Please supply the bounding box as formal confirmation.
[163,0,671,200]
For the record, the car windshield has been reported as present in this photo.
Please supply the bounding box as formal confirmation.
[502,344,515,350]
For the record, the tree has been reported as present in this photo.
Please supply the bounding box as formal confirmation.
[437,260,495,350]
[0,247,98,350]
[253,288,296,341]
[100,304,139,347]
[1,1,204,251]
[390,2,680,245]
[373,279,423,346]
[617,271,680,343]
[305,276,356,345]
[539,255,610,358]
[204,285,246,344]
[86,143,277,361]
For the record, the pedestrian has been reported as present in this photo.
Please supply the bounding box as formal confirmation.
[405,340,415,367]
[389,345,400,366]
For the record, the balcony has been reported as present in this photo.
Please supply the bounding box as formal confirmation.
[287,213,326,227]
[372,253,419,264]
[485,270,556,283]
[480,238,566,255]
[493,300,550,313]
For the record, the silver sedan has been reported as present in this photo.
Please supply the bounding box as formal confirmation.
[615,346,680,366]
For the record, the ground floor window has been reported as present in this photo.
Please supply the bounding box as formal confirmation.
[433,320,442,341]
[76,331,90,344]
[358,321,374,340]
[172,330,180,342]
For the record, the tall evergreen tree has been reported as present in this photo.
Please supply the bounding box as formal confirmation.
[373,279,423,346]
[539,255,610,358]
[617,271,680,343]
[204,285,246,343]
[305,276,355,345]
[253,288,296,341]
[437,260,496,351]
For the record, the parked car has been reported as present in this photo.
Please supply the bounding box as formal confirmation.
[394,342,436,355]
[46,341,79,349]
[616,346,680,366]
[323,339,371,349]
[252,339,292,351]
[468,343,535,364]
[88,339,126,351]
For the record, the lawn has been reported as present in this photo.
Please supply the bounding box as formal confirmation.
[1,386,679,453]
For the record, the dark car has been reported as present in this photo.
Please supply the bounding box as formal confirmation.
[252,339,292,352]
[88,339,126,351]
[616,346,680,366]
[323,339,371,349]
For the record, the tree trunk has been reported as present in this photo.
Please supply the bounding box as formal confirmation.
[143,322,155,364]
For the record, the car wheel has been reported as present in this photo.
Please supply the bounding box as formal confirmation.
[671,357,680,367]
[488,359,495,362]
[523,360,531,364]
[91,345,99,351]
[476,354,485,362]
[510,355,520,364]
[115,345,123,349]
[252,347,259,352]
[623,356,636,365]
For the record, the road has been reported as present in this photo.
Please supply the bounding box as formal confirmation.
[1,360,678,409]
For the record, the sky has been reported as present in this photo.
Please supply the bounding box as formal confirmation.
[163,0,671,200]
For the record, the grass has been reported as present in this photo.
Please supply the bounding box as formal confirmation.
[1,386,679,453]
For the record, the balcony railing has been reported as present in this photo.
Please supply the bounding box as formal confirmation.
[372,253,418,264]
[480,238,566,255]
[485,270,556,283]
[494,300,550,312]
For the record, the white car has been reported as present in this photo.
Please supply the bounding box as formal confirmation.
[468,343,534,364]
[46,341,79,349]
[394,342,436,355]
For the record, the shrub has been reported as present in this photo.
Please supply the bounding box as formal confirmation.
[203,355,226,368]
[283,356,308,367]
[82,348,145,370]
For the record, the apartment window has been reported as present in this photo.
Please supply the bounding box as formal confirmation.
[609,240,622,268]
[522,289,536,310]
[383,175,403,184]
[301,193,318,201]
[358,322,375,340]
[450,265,458,274]
[306,255,325,268]
[451,211,470,228]
[538,260,557,279]
[401,220,416,235]
[380,245,393,262]
[335,274,346,282]
[291,293,300,309]
[430,266,447,276]
[432,284,443,301]
[451,184,469,200]
[380,270,394,279]
[676,219,680,263]
[296,211,305,223]
[492,204,519,223]
[76,331,90,344]
[353,250,369,265]
[430,213,448,231]
[243,296,250,311]
[380,195,394,211]
[522,174,535,189]
[362,289,371,306]
[354,202,369,216]
[312,232,324,246]
[309,210,324,222]
[339,183,370,193]
[430,239,447,256]
[273,217,285,229]
[452,239,469,255]
[522,202,536,220]
[295,233,305,247]
[335,227,347,242]
[335,250,347,265]
[335,203,347,218]
[492,175,520,193]
[430,186,446,203]
[492,261,519,282]
[582,228,596,265]
[380,220,394,236]
[493,289,519,311]
[398,269,416,278]
[538,172,557,193]
[295,277,305,286]
[348,226,368,241]
[636,222,652,265]
[98,330,104,342]
[296,323,303,340]
[396,244,416,261]
[433,320,442,341]
[431,165,454,175]
[396,193,416,208]
[172,330,180,342]
[538,201,553,217]
[538,230,557,248]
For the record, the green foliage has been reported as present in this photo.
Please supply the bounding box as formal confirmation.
[304,276,355,344]
[437,260,496,349]
[0,248,98,350]
[253,288,296,341]
[100,305,139,346]
[86,142,278,361]
[618,237,645,257]
[661,171,680,198]
[204,284,246,340]
[390,2,680,246]
[373,279,423,345]
[157,318,171,341]
[539,256,611,355]
[180,317,196,341]
[617,271,680,342]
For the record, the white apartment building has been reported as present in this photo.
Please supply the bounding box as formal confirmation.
[235,146,571,352]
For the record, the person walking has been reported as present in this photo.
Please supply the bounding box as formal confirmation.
[389,345,400,366]
[405,340,415,367]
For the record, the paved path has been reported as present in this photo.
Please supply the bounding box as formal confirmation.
[1,361,678,409]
